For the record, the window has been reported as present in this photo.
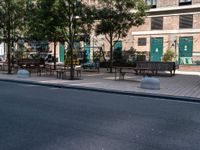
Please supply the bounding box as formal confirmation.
[146,0,156,8]
[151,17,163,30]
[179,0,192,6]
[179,15,193,29]
[138,38,147,46]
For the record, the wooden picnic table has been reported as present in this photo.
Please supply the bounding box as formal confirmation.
[55,66,82,79]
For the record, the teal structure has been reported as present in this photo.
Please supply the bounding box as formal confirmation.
[150,37,163,62]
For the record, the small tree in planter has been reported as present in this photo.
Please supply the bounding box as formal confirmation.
[163,50,176,62]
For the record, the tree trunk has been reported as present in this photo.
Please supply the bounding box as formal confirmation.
[7,36,11,74]
[7,2,11,74]
[53,41,57,70]
[69,3,75,80]
[70,42,74,80]
[109,36,113,73]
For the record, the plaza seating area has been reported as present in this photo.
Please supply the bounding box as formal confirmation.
[0,59,82,79]
[1,59,178,81]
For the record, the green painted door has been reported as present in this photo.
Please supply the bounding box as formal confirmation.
[114,41,122,62]
[114,41,122,51]
[150,37,163,62]
[84,42,90,63]
[179,37,193,65]
[59,43,65,62]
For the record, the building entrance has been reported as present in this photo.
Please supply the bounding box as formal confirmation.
[59,43,65,62]
[179,37,193,65]
[150,37,163,62]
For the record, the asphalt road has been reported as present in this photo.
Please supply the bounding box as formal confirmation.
[0,81,200,150]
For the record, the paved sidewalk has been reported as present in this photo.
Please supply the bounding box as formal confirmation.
[0,69,200,99]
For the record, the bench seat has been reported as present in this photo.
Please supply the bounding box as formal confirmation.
[136,61,176,76]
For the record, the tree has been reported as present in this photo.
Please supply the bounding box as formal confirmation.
[25,0,63,69]
[0,0,26,74]
[95,0,148,73]
[26,0,95,79]
[55,0,96,79]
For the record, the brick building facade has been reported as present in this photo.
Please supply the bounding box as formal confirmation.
[89,0,200,64]
[130,0,200,64]
[51,0,200,64]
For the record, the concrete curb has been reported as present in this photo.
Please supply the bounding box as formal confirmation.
[0,78,200,103]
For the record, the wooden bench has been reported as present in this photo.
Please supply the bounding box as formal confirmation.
[134,68,155,76]
[82,62,100,73]
[56,68,82,79]
[114,62,176,80]
[17,59,45,76]
[135,61,176,76]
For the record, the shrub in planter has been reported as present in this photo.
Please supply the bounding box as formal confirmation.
[163,50,176,62]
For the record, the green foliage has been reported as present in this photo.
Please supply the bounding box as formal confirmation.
[64,49,78,65]
[163,50,176,62]
[66,49,77,58]
[14,48,25,61]
[0,0,26,40]
[25,0,63,41]
[23,0,96,78]
[95,0,148,72]
[0,0,27,73]
[96,0,148,38]
[57,0,96,78]
[56,0,96,42]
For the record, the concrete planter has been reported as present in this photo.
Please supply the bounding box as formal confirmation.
[140,77,160,90]
[17,69,30,78]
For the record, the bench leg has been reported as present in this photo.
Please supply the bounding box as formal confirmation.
[79,71,81,78]
[151,70,154,76]
[61,72,64,79]
[119,72,125,80]
[115,69,117,80]
[135,70,138,75]
[155,70,157,75]
[57,72,61,78]
[76,70,81,79]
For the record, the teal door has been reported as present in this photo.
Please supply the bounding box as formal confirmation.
[179,37,193,65]
[114,41,122,51]
[114,41,122,62]
[150,37,163,62]
[59,43,65,62]
[84,42,90,63]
